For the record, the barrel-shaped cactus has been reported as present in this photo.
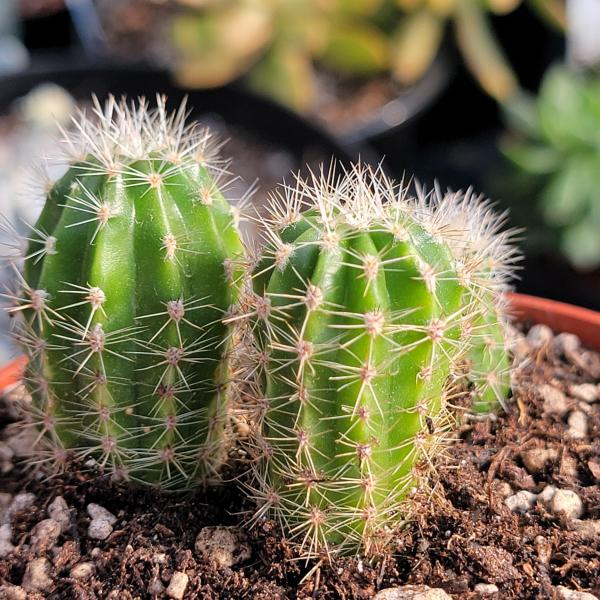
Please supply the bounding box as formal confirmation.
[3,96,246,489]
[247,165,516,556]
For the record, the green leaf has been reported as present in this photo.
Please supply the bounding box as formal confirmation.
[320,22,389,75]
[390,9,444,84]
[501,90,539,137]
[541,157,595,226]
[537,65,591,151]
[246,45,316,112]
[501,141,561,175]
[562,220,600,270]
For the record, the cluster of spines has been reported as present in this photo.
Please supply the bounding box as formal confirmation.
[242,164,518,556]
[0,96,249,489]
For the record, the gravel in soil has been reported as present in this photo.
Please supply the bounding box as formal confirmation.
[0,323,599,599]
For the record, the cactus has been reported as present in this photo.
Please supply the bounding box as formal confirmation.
[247,165,517,556]
[1,96,246,489]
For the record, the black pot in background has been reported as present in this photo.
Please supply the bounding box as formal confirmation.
[0,58,360,174]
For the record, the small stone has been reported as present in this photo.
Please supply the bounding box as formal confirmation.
[474,583,499,596]
[534,535,552,564]
[0,584,27,600]
[373,585,452,599]
[0,492,12,517]
[567,411,588,439]
[195,526,251,568]
[554,333,580,354]
[505,490,537,513]
[0,441,14,474]
[526,324,553,348]
[521,448,558,474]
[493,480,513,499]
[560,453,579,479]
[166,571,189,600]
[556,586,598,600]
[0,523,15,558]
[48,496,71,532]
[538,485,558,505]
[22,557,53,593]
[511,337,531,363]
[550,489,584,519]
[6,427,37,457]
[571,519,600,541]
[569,383,599,404]
[30,518,61,555]
[148,577,165,596]
[153,552,168,565]
[69,562,95,581]
[4,492,35,523]
[88,519,113,540]
[539,384,568,416]
[86,503,117,525]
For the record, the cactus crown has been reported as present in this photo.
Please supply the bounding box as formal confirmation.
[1,96,246,489]
[246,163,518,557]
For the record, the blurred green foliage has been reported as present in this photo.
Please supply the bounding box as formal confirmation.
[502,65,600,270]
[170,0,564,112]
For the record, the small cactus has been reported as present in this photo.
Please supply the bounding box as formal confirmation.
[247,165,517,556]
[2,96,246,489]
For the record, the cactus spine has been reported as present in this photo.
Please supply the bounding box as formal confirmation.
[3,96,246,489]
[248,165,516,556]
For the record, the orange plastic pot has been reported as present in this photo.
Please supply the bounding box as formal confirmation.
[1,293,600,392]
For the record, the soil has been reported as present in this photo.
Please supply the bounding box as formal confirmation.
[1,323,599,599]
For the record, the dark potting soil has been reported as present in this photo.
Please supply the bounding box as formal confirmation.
[0,323,599,599]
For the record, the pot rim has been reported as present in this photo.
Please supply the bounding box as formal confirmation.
[2,293,599,393]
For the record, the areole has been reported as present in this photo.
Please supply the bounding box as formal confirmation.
[3,293,600,391]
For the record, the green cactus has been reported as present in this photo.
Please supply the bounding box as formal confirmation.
[246,165,516,556]
[2,96,246,489]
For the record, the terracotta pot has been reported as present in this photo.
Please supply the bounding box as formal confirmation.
[507,292,600,352]
[1,293,600,392]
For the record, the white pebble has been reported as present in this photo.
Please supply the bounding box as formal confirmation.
[521,448,558,474]
[88,519,113,540]
[550,489,584,519]
[554,333,580,354]
[567,411,588,439]
[373,585,452,599]
[48,496,71,532]
[70,562,95,581]
[526,324,553,348]
[4,493,35,524]
[0,523,15,558]
[0,584,27,600]
[505,490,537,513]
[538,485,558,505]
[166,571,189,600]
[21,557,53,592]
[539,384,569,416]
[493,481,513,499]
[556,586,598,600]
[569,383,599,404]
[474,583,499,595]
[86,503,117,525]
[148,577,165,596]
[153,552,168,565]
[195,526,251,568]
[30,518,61,555]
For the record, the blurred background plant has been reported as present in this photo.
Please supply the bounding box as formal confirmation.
[501,64,600,271]
[168,0,566,108]
[394,0,565,102]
